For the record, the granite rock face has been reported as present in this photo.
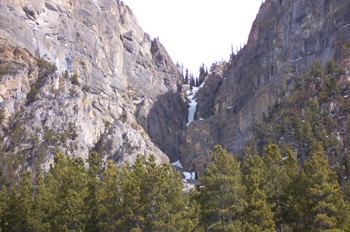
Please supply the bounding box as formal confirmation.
[184,0,350,174]
[0,0,187,172]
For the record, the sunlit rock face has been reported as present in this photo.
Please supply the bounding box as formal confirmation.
[184,0,350,175]
[0,0,187,172]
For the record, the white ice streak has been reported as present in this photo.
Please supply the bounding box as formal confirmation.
[199,75,209,88]
[289,57,302,63]
[340,24,350,30]
[171,160,183,169]
[186,87,199,127]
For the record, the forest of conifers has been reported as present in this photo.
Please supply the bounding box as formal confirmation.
[0,143,349,232]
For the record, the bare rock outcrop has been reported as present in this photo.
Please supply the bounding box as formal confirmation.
[0,0,187,173]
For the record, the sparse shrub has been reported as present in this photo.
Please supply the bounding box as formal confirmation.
[104,120,112,128]
[67,123,78,140]
[37,55,57,75]
[82,85,91,92]
[342,44,348,58]
[60,132,68,146]
[63,70,69,79]
[71,74,80,86]
[0,65,10,81]
[29,108,35,119]
[338,66,345,75]
[11,124,27,148]
[309,60,324,77]
[0,109,4,124]
[27,88,38,104]
[281,83,287,96]
[44,126,54,144]
[69,89,77,98]
[50,87,60,98]
[326,58,336,74]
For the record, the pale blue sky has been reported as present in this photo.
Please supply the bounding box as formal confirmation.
[122,0,263,75]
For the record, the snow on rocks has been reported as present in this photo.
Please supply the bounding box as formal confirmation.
[186,87,199,126]
[171,160,183,169]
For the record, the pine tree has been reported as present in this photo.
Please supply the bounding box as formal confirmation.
[195,145,246,231]
[146,156,195,232]
[302,142,349,230]
[0,186,7,232]
[293,113,303,142]
[98,160,121,231]
[32,173,51,231]
[185,69,189,85]
[85,152,102,232]
[4,188,19,231]
[243,175,275,232]
[277,149,306,231]
[262,144,283,215]
[242,155,275,231]
[118,158,144,231]
[302,120,313,145]
[50,154,87,231]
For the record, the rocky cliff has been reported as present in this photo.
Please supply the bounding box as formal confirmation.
[184,0,350,174]
[0,0,187,176]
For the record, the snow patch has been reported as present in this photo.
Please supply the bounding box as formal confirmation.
[227,106,233,110]
[183,171,195,183]
[186,87,199,126]
[199,75,209,88]
[289,57,302,63]
[171,160,183,169]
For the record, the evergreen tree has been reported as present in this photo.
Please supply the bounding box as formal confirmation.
[242,155,275,231]
[262,144,283,215]
[302,120,313,145]
[195,145,246,231]
[50,154,87,231]
[0,186,7,231]
[293,114,303,142]
[85,152,102,232]
[243,175,275,232]
[185,69,189,85]
[32,173,51,231]
[98,160,121,231]
[118,160,144,231]
[302,143,349,231]
[16,171,34,231]
[4,188,19,231]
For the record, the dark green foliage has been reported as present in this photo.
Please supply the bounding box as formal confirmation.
[67,122,78,140]
[194,145,245,231]
[11,124,26,149]
[309,60,324,77]
[82,85,91,92]
[71,74,80,86]
[0,142,349,231]
[27,88,38,104]
[326,58,336,74]
[0,109,4,125]
[37,56,57,75]
[0,65,10,81]
[63,70,69,79]
[319,75,338,102]
[342,44,348,58]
